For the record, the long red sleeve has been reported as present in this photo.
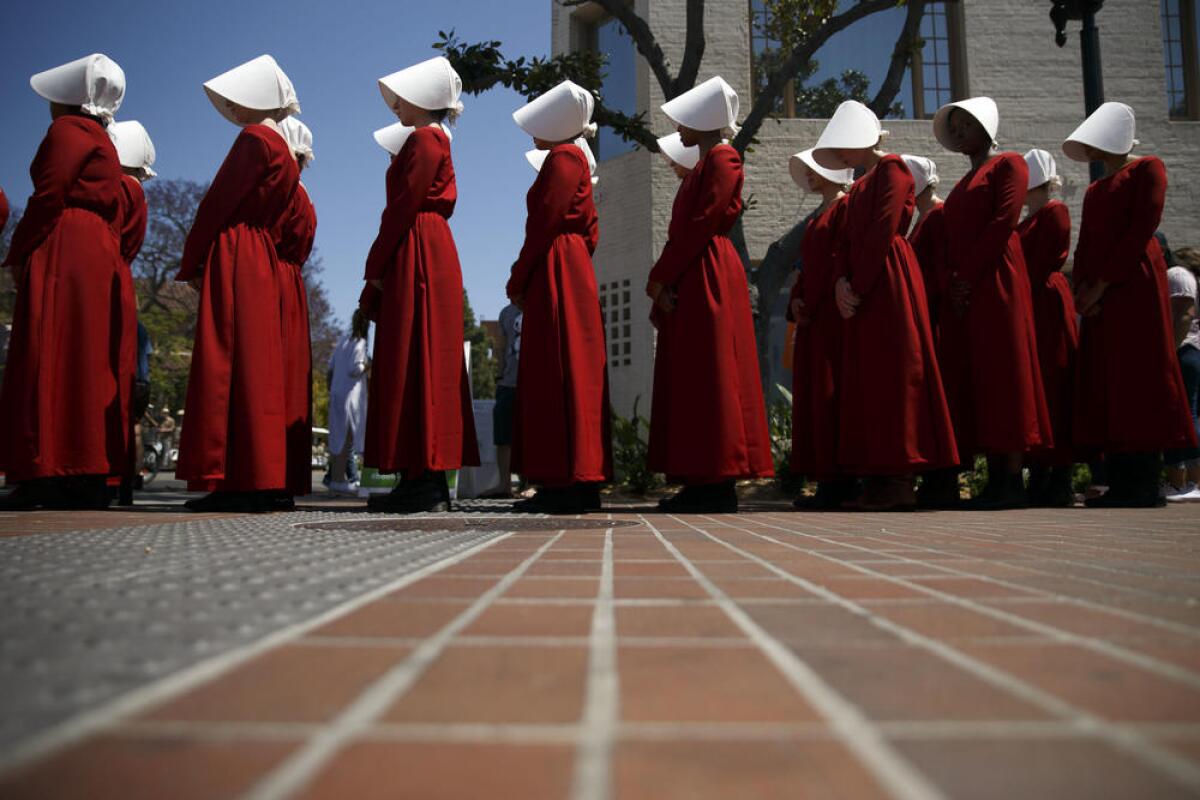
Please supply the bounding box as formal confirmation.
[178,130,270,280]
[364,129,442,281]
[5,119,96,267]
[118,175,148,266]
[0,187,9,234]
[848,156,911,299]
[1026,202,1070,284]
[649,147,743,288]
[1099,158,1167,285]
[961,154,1028,286]
[507,149,586,300]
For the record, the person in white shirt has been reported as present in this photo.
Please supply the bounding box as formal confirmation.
[1164,261,1200,501]
[327,310,370,495]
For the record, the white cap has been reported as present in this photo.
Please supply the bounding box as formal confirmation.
[1024,148,1060,190]
[525,138,599,185]
[30,54,125,124]
[656,132,700,170]
[812,101,886,170]
[933,96,999,150]
[900,155,939,196]
[280,116,314,165]
[1063,101,1138,162]
[203,55,300,126]
[790,148,853,190]
[1167,266,1198,301]
[108,120,156,179]
[378,56,463,115]
[372,121,452,156]
[661,76,740,136]
[513,80,597,142]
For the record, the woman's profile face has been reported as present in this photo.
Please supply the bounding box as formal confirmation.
[947,108,990,155]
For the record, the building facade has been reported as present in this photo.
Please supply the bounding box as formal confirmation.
[552,0,1200,418]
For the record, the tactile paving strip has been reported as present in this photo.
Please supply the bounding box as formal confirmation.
[0,511,524,751]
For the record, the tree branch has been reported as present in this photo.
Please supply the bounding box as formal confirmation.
[733,0,900,153]
[868,0,925,117]
[561,0,676,98]
[672,0,706,97]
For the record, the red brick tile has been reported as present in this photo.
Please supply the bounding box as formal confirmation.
[616,605,743,639]
[503,578,599,599]
[144,644,404,723]
[388,576,499,600]
[907,577,1038,599]
[619,646,818,722]
[711,579,816,599]
[310,601,469,639]
[980,600,1186,640]
[816,577,930,600]
[384,646,587,723]
[870,602,1037,640]
[435,559,520,576]
[744,603,901,645]
[615,739,889,800]
[613,577,710,599]
[693,561,777,578]
[614,561,692,578]
[523,559,602,577]
[460,603,594,637]
[0,736,296,800]
[298,742,573,800]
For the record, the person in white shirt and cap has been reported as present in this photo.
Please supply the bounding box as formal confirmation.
[363,56,479,513]
[786,147,854,510]
[812,100,958,511]
[1163,264,1200,501]
[0,54,135,511]
[175,54,302,514]
[657,132,700,180]
[901,154,948,325]
[1016,148,1079,507]
[273,116,319,506]
[1065,102,1197,507]
[932,96,1052,510]
[327,309,372,496]
[645,76,774,514]
[505,80,611,514]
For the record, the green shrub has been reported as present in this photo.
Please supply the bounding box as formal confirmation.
[612,397,662,495]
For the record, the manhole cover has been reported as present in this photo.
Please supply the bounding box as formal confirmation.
[295,517,637,533]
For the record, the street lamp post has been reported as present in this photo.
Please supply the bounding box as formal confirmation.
[1051,0,1107,181]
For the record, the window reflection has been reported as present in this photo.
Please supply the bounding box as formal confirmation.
[595,15,638,159]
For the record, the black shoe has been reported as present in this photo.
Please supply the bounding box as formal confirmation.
[368,472,450,513]
[916,468,961,509]
[1030,468,1075,508]
[184,491,275,514]
[0,480,58,511]
[44,476,111,511]
[964,473,1027,511]
[794,479,856,511]
[271,492,296,512]
[513,486,587,515]
[579,483,602,512]
[658,481,737,514]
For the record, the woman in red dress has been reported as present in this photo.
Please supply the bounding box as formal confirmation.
[1018,148,1079,506]
[933,97,1051,509]
[507,80,612,513]
[787,148,853,510]
[0,54,132,511]
[647,77,774,513]
[1066,102,1197,507]
[274,117,317,505]
[176,55,302,513]
[364,56,478,512]
[814,101,958,510]
[902,155,947,325]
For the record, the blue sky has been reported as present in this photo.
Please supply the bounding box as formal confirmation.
[0,0,549,327]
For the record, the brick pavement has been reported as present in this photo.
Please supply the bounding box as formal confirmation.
[0,505,1199,798]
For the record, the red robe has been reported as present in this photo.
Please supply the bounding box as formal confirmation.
[0,186,10,233]
[1018,200,1078,466]
[908,202,948,327]
[0,116,134,481]
[506,144,612,485]
[835,154,957,475]
[176,124,299,492]
[1073,157,1196,453]
[273,182,316,496]
[362,126,478,474]
[940,153,1051,458]
[789,195,849,481]
[647,144,773,482]
[115,174,148,475]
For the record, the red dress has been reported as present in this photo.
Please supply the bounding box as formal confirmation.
[1018,200,1078,466]
[647,144,773,482]
[835,154,957,474]
[273,182,316,496]
[176,124,299,492]
[506,145,612,485]
[790,195,848,481]
[1073,157,1196,453]
[940,153,1051,458]
[0,116,134,481]
[362,126,478,474]
[115,174,148,471]
[908,202,948,327]
[0,186,10,233]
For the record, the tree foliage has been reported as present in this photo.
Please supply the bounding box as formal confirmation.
[463,289,497,400]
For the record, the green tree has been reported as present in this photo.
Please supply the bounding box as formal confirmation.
[463,289,497,399]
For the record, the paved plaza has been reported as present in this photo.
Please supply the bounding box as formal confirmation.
[0,492,1198,799]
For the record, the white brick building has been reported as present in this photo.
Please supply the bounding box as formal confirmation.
[553,0,1200,418]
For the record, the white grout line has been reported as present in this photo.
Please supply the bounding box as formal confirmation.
[740,516,1200,690]
[640,515,947,800]
[241,530,566,800]
[570,528,618,800]
[682,514,1200,793]
[0,529,521,778]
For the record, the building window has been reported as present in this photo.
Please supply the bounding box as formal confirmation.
[600,280,634,367]
[1162,0,1200,119]
[749,0,967,119]
[573,4,638,160]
